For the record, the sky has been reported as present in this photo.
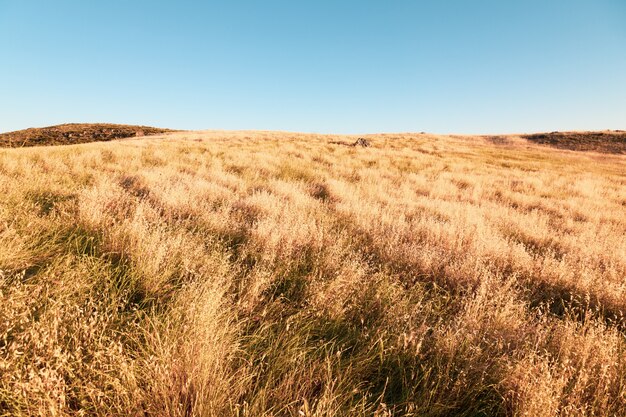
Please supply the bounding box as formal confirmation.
[0,0,625,134]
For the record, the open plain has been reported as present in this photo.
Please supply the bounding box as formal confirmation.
[0,130,625,416]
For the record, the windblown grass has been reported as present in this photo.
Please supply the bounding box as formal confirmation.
[1,131,625,416]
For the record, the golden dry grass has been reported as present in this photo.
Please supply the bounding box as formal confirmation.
[1,130,625,416]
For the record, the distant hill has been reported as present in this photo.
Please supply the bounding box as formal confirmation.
[2,124,624,154]
[0,123,174,147]
[521,130,626,154]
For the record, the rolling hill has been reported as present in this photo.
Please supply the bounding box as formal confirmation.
[0,129,624,416]
[0,123,173,148]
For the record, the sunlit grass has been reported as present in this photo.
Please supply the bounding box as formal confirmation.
[1,131,625,416]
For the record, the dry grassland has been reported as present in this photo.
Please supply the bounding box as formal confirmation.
[0,131,625,416]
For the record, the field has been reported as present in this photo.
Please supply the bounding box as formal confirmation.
[0,130,625,416]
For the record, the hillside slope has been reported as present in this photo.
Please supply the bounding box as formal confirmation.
[521,130,626,154]
[0,123,173,147]
[0,131,625,416]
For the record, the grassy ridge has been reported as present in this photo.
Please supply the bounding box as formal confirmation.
[0,123,172,148]
[520,131,626,154]
[0,131,625,416]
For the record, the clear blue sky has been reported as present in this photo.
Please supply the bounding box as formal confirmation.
[1,0,624,134]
